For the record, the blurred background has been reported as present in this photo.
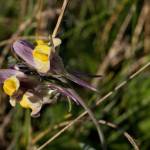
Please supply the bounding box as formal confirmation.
[0,0,150,149]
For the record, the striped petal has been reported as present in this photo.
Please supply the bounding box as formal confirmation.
[12,40,35,68]
[50,51,65,74]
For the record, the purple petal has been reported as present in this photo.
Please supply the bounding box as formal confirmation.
[65,73,98,92]
[0,69,25,83]
[47,84,80,104]
[12,40,35,68]
[50,52,65,74]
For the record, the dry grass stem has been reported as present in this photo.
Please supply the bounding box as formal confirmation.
[92,5,135,87]
[132,1,149,50]
[52,0,70,38]
[98,120,139,150]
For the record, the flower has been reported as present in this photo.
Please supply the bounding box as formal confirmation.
[1,34,107,148]
[0,38,101,117]
[12,39,98,92]
[13,38,62,74]
[0,69,45,117]
[0,69,82,117]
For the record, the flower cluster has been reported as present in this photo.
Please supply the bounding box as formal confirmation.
[0,38,98,117]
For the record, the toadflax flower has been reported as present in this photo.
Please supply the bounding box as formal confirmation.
[12,38,62,74]
[12,38,98,92]
[0,68,87,117]
[1,38,101,117]
[0,69,43,117]
[1,38,105,148]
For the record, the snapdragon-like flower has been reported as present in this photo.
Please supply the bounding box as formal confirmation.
[12,39,98,91]
[0,38,100,117]
[0,68,81,117]
[1,38,106,149]
[13,38,62,74]
[0,69,43,117]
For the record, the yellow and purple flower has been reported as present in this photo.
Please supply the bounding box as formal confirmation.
[0,68,81,117]
[0,38,100,117]
[13,38,62,74]
[12,39,98,91]
[0,69,43,117]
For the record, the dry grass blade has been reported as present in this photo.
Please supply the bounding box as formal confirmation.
[132,1,149,51]
[52,0,70,38]
[98,120,139,150]
[96,62,150,106]
[19,0,28,22]
[36,112,86,150]
[144,0,150,52]
[32,121,70,144]
[100,0,129,45]
[35,119,139,150]
[36,0,44,39]
[92,4,135,87]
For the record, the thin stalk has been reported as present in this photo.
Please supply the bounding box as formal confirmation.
[52,0,70,38]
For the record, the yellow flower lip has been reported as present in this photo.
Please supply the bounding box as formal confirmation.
[33,50,49,62]
[33,41,51,62]
[20,93,31,109]
[3,76,20,96]
[32,40,52,73]
[32,38,61,73]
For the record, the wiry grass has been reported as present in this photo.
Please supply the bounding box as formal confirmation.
[0,0,150,150]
